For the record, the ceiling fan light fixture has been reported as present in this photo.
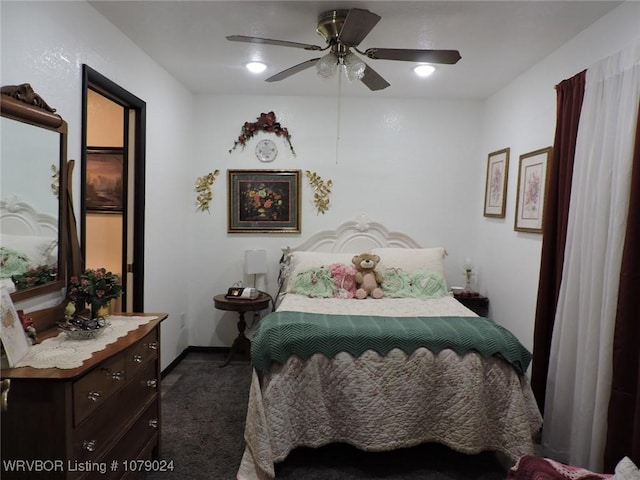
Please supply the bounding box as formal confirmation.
[413,64,435,77]
[343,52,366,81]
[316,52,338,78]
[246,61,267,73]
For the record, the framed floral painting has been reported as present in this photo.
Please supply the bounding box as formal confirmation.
[228,170,301,233]
[483,148,510,218]
[514,147,552,233]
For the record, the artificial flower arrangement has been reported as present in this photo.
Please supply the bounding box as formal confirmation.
[11,264,58,290]
[66,267,122,319]
[229,111,296,155]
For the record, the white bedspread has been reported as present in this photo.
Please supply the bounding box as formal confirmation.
[237,295,543,480]
[277,293,479,317]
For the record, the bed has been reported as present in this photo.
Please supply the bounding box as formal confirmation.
[0,194,59,293]
[237,215,543,480]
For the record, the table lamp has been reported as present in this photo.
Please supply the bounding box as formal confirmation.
[245,249,267,289]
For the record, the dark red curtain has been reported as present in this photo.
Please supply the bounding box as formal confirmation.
[530,71,586,412]
[604,100,640,470]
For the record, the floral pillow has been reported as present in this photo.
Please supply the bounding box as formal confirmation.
[0,247,30,279]
[329,263,357,299]
[290,266,335,298]
[382,268,448,299]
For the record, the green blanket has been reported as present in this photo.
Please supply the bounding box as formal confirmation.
[251,311,532,375]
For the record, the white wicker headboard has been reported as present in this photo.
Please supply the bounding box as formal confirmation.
[283,214,421,256]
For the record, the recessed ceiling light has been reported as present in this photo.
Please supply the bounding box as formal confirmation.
[246,62,267,73]
[414,64,435,77]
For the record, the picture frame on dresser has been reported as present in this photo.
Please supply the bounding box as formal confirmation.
[227,169,301,234]
[483,148,510,218]
[514,147,552,233]
[0,287,29,367]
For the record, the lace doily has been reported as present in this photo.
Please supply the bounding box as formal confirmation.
[15,316,158,369]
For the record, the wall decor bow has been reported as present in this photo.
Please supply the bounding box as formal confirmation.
[229,111,295,156]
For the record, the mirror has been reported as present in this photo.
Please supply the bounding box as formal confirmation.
[0,84,68,302]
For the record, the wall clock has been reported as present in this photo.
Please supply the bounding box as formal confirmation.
[255,139,278,163]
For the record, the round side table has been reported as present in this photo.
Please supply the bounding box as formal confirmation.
[213,293,270,367]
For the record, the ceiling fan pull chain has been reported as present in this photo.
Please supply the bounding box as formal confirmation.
[335,72,342,164]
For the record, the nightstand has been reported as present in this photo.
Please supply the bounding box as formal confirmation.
[213,293,271,367]
[453,293,489,317]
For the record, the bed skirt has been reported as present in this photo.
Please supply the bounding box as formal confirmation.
[237,348,543,480]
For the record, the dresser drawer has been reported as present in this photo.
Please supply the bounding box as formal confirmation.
[73,354,127,425]
[100,403,160,480]
[72,360,159,464]
[125,329,159,377]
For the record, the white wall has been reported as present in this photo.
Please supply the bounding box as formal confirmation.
[1,1,194,369]
[477,1,640,351]
[2,1,637,369]
[187,95,483,346]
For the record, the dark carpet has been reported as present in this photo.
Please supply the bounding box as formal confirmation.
[144,355,508,480]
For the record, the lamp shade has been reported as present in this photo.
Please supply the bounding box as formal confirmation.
[245,249,267,275]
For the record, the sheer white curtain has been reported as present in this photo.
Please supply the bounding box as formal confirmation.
[542,40,640,472]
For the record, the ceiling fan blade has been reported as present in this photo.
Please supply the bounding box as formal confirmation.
[364,48,461,64]
[360,62,390,91]
[338,8,381,47]
[226,35,324,51]
[265,58,320,82]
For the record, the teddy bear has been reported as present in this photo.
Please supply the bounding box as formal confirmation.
[352,253,383,299]
[329,263,357,299]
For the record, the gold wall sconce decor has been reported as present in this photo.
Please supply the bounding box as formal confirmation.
[305,170,333,215]
[51,163,59,197]
[195,170,220,212]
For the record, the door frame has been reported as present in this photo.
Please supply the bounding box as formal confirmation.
[81,65,146,312]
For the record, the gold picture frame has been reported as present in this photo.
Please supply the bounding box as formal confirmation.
[228,169,301,233]
[483,148,510,218]
[514,147,552,233]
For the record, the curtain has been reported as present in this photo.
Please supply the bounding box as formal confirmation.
[604,99,640,471]
[542,41,640,472]
[531,71,585,413]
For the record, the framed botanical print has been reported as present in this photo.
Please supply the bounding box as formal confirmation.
[514,147,552,233]
[483,148,510,218]
[228,169,301,233]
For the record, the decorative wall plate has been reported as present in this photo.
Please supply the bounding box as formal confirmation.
[255,139,278,162]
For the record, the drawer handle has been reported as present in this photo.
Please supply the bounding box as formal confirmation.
[148,341,158,350]
[146,379,158,388]
[148,418,159,428]
[1,379,10,412]
[83,440,97,452]
[133,354,143,363]
[112,371,124,380]
[87,391,101,402]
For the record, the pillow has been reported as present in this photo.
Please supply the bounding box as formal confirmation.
[290,266,335,298]
[329,263,357,299]
[0,247,30,278]
[612,457,640,480]
[371,247,446,277]
[382,268,448,299]
[284,251,356,292]
[0,234,57,267]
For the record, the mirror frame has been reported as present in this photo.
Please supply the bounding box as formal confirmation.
[1,84,68,303]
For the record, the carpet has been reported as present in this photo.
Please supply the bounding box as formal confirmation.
[144,356,508,480]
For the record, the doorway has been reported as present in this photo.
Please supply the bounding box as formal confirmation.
[81,65,146,312]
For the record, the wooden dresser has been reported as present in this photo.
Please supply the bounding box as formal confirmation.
[0,313,166,479]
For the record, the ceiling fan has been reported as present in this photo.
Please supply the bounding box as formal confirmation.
[227,8,461,91]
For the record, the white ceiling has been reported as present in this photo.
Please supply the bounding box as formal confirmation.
[89,1,621,100]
